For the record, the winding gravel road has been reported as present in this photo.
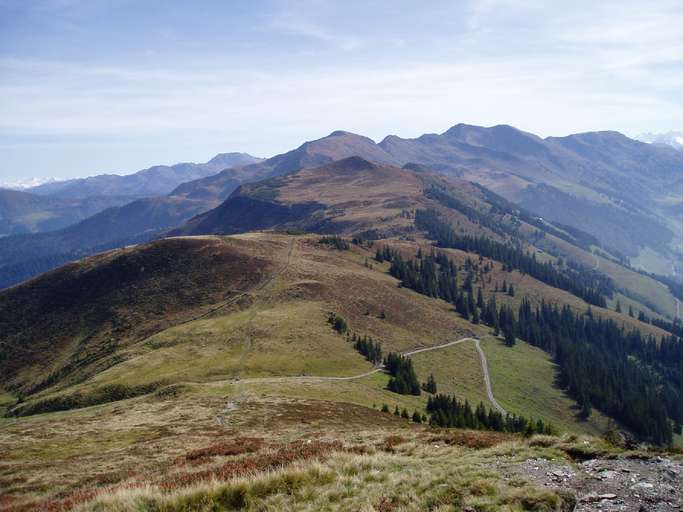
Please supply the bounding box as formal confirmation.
[224,337,508,421]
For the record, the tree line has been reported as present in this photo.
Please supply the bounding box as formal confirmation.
[426,185,601,254]
[377,242,680,444]
[514,298,680,444]
[380,247,518,345]
[414,209,612,307]
[319,235,349,250]
[427,394,556,435]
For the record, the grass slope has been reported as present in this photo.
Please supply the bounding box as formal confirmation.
[480,336,609,435]
[2,233,681,509]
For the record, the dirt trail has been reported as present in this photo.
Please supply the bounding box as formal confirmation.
[235,238,296,372]
[473,339,507,415]
[219,337,508,423]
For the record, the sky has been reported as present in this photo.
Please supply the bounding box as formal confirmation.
[1,0,682,183]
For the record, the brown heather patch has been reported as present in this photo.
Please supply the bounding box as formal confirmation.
[159,439,344,490]
[5,440,346,512]
[0,496,18,510]
[5,489,100,512]
[379,435,407,453]
[427,429,515,449]
[182,437,264,463]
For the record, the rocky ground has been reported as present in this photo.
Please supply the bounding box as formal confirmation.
[493,454,683,511]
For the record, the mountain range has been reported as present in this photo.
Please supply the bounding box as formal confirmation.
[2,123,683,292]
[174,126,683,266]
[26,152,262,198]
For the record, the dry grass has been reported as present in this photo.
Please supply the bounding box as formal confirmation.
[0,386,667,512]
[68,432,588,512]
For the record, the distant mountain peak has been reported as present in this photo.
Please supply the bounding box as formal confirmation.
[315,130,378,144]
[207,152,262,166]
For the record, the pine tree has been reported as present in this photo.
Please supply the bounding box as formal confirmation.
[504,326,516,347]
[423,374,437,394]
[385,353,421,395]
[615,300,622,313]
[412,411,422,423]
[579,399,591,420]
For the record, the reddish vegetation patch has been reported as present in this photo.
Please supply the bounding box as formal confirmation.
[379,435,407,453]
[90,469,138,486]
[7,440,345,512]
[427,430,514,449]
[183,437,264,463]
[0,496,17,510]
[6,489,100,512]
[159,439,344,490]
[375,496,402,511]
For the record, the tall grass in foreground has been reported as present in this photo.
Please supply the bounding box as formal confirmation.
[74,434,596,511]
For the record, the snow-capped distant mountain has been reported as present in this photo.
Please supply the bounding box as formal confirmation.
[636,131,683,150]
[0,176,61,190]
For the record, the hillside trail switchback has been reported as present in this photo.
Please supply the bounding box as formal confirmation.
[217,336,507,425]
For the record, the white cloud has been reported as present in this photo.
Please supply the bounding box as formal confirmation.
[1,52,681,149]
[2,0,682,178]
[269,11,362,51]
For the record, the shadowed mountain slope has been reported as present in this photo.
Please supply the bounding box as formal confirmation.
[174,157,454,237]
[381,125,683,265]
[0,196,214,289]
[0,235,276,394]
[0,188,135,236]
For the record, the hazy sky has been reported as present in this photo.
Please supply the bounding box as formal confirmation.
[1,0,682,182]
